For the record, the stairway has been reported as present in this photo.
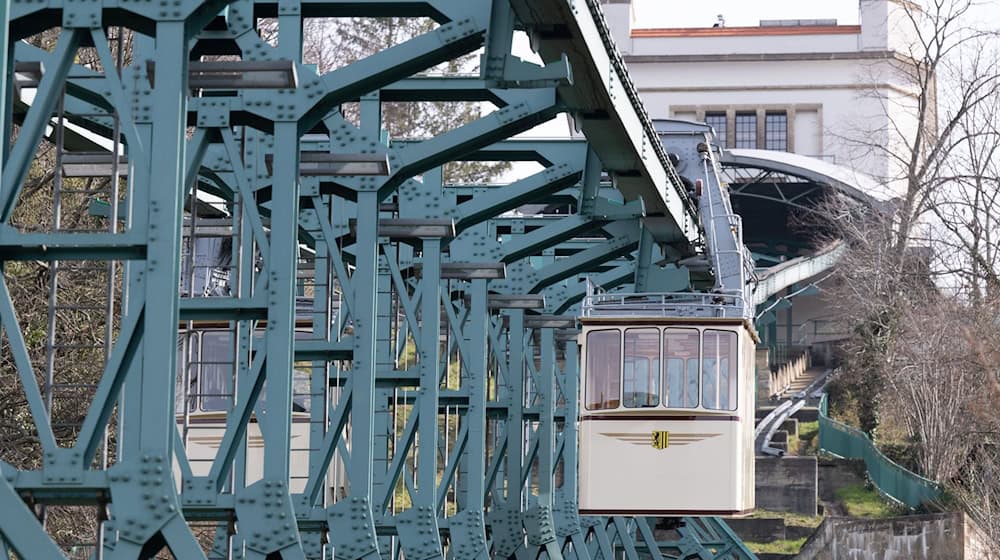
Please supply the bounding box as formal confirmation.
[782,367,825,399]
[732,366,832,557]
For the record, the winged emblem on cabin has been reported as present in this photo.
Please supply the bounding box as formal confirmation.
[599,432,722,449]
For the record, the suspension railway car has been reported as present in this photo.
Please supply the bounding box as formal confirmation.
[173,235,346,498]
[578,293,757,516]
[174,322,333,496]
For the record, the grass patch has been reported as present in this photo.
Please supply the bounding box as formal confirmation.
[744,537,808,554]
[797,420,820,455]
[748,509,823,529]
[798,421,819,442]
[834,483,899,518]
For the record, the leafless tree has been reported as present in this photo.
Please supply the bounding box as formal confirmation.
[882,298,991,481]
[927,75,1000,303]
[824,0,1000,438]
[942,305,1000,554]
[842,0,1000,257]
[259,16,511,183]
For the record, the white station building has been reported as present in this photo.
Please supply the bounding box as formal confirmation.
[601,0,922,374]
[603,0,919,199]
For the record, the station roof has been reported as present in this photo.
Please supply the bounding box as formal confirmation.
[721,148,895,206]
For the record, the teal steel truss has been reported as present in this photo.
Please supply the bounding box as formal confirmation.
[0,0,755,558]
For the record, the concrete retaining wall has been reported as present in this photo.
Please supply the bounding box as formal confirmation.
[726,518,786,543]
[756,456,818,515]
[795,512,988,559]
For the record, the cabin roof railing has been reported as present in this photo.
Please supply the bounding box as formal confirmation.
[580,291,750,319]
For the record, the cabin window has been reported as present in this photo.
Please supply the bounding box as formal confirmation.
[623,329,660,408]
[702,330,738,411]
[663,328,700,408]
[175,328,235,413]
[585,329,621,410]
[198,330,234,412]
[176,333,195,414]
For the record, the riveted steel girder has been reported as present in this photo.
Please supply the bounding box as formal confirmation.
[0,1,758,559]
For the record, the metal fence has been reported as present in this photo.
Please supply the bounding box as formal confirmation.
[818,394,942,509]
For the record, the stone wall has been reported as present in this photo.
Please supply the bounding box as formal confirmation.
[755,456,817,515]
[795,512,986,560]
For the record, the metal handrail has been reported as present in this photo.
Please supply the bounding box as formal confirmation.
[581,291,748,318]
[818,393,942,509]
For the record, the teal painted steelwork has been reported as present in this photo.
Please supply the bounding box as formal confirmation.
[0,0,756,558]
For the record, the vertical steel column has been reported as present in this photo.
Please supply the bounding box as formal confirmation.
[117,31,153,474]
[505,310,525,507]
[372,243,393,558]
[463,278,488,507]
[532,328,562,560]
[560,341,579,501]
[267,0,301,484]
[448,276,488,559]
[350,190,379,504]
[102,19,200,558]
[537,330,554,498]
[308,233,330,507]
[261,121,300,483]
[417,239,441,498]
[137,19,186,461]
[396,234,443,558]
[486,309,526,558]
[560,341,589,559]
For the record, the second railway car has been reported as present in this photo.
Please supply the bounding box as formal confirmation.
[578,294,757,516]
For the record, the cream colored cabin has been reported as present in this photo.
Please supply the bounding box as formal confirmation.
[578,317,756,516]
[173,325,347,499]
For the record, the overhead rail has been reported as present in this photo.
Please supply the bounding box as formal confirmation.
[753,241,846,306]
[509,0,700,249]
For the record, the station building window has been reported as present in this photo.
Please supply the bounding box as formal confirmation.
[765,111,788,151]
[663,328,700,408]
[734,113,757,149]
[586,329,621,410]
[623,328,660,408]
[705,112,727,148]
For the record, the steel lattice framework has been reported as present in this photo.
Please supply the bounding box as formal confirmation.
[0,0,760,558]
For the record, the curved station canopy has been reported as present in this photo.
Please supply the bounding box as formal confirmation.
[717,145,889,305]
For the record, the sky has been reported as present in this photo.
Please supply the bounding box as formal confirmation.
[508,0,1000,150]
[630,0,860,28]
[509,1,865,144]
[630,0,1000,29]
